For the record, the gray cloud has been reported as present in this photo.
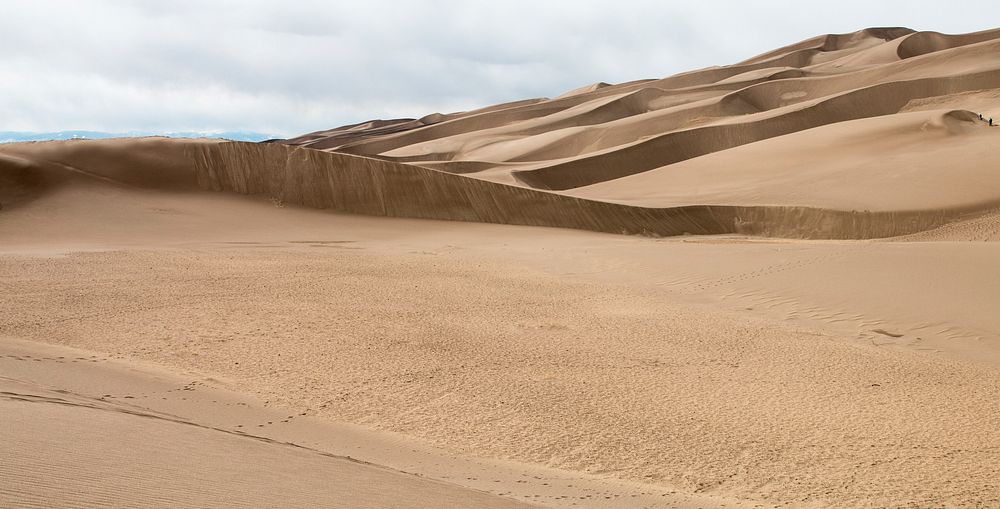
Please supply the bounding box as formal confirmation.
[2,0,999,136]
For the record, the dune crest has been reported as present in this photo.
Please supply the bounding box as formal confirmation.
[1,136,993,240]
[4,27,1000,241]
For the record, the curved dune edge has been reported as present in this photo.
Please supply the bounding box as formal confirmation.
[3,138,990,240]
[379,38,1000,170]
[281,27,1000,204]
[5,28,995,240]
[0,138,992,240]
[181,141,1000,239]
[512,71,1000,190]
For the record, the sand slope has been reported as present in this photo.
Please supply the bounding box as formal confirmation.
[2,384,532,509]
[1,126,997,240]
[278,27,1000,238]
[1,189,999,507]
[0,339,543,509]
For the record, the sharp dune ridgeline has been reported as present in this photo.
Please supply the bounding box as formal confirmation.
[3,27,1000,239]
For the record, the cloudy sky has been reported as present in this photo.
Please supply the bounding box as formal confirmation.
[3,0,998,137]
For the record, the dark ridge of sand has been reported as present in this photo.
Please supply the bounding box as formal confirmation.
[2,134,998,240]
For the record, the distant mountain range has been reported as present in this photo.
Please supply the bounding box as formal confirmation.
[0,130,277,144]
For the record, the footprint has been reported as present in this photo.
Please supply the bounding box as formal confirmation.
[872,329,903,338]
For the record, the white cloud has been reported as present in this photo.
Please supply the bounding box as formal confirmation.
[2,0,998,136]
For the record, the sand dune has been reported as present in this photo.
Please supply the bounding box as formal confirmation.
[3,26,1000,508]
[277,27,1000,239]
[2,381,531,509]
[1,128,996,240]
[568,109,999,210]
[381,40,1000,188]
[0,339,542,509]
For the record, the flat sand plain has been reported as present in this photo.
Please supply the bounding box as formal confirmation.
[2,186,999,507]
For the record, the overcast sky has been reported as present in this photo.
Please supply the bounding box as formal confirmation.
[2,1,998,137]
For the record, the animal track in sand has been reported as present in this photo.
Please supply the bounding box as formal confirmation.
[872,329,905,338]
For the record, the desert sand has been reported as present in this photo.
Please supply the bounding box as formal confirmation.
[1,338,535,509]
[2,27,1000,508]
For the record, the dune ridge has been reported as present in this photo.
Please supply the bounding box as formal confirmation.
[313,28,999,164]
[269,27,1000,239]
[1,137,995,240]
[4,27,1000,241]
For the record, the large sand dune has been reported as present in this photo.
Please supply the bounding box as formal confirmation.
[3,26,1000,508]
[4,29,998,240]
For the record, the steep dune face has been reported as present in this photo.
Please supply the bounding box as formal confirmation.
[282,28,999,162]
[3,27,1000,240]
[568,109,999,210]
[735,27,915,66]
[1,135,993,240]
[267,27,1000,239]
[0,153,50,209]
[510,72,1000,190]
[896,28,1000,60]
[374,38,1000,188]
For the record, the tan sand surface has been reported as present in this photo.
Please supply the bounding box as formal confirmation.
[568,109,1000,211]
[2,184,1000,507]
[3,337,735,508]
[1,378,532,509]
